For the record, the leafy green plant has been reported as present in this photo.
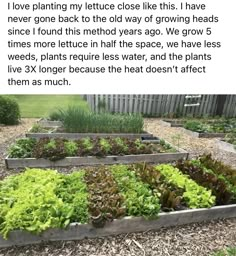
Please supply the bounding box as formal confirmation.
[133,163,185,211]
[156,164,216,208]
[10,136,176,160]
[114,137,129,154]
[199,154,236,200]
[176,159,234,205]
[84,167,125,228]
[0,96,21,125]
[99,138,112,153]
[64,141,78,156]
[184,121,208,133]
[183,119,236,134]
[32,138,67,161]
[55,171,89,224]
[111,165,160,218]
[8,138,36,158]
[0,169,89,239]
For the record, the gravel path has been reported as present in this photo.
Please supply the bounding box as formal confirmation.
[0,119,37,179]
[0,118,235,256]
[145,119,236,167]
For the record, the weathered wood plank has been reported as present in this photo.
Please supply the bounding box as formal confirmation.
[180,128,226,138]
[216,139,236,153]
[26,132,153,140]
[0,204,235,248]
[5,150,188,169]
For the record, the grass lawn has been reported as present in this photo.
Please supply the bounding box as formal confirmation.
[12,95,90,118]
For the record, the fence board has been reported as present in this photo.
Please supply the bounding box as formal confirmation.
[87,95,236,117]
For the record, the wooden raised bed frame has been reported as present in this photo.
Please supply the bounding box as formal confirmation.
[160,120,227,138]
[25,132,154,140]
[216,139,236,153]
[0,204,235,248]
[180,128,226,138]
[160,120,185,127]
[5,148,188,169]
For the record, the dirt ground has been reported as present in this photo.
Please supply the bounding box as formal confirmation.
[0,118,235,256]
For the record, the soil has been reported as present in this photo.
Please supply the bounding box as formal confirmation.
[0,118,235,256]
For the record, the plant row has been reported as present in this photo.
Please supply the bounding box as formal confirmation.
[184,119,236,133]
[8,137,175,160]
[0,155,235,239]
[49,106,144,133]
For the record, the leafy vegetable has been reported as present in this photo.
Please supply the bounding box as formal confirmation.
[133,163,186,211]
[10,137,175,160]
[32,138,67,161]
[0,169,89,239]
[64,141,78,156]
[84,167,125,227]
[156,164,216,208]
[111,165,160,218]
[8,138,36,158]
[175,159,233,205]
[199,154,236,200]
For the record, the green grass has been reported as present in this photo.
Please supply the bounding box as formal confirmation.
[12,95,90,118]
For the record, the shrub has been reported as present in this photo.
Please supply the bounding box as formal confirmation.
[0,96,20,125]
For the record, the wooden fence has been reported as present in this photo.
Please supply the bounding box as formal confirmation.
[86,95,236,117]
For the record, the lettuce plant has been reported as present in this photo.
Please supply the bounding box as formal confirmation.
[111,165,160,217]
[156,164,216,208]
[0,169,89,239]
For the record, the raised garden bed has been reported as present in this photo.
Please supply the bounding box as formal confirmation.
[216,139,236,153]
[0,158,236,248]
[1,205,235,248]
[181,128,226,138]
[5,137,188,169]
[181,119,236,138]
[160,120,185,127]
[26,131,154,140]
[37,118,62,127]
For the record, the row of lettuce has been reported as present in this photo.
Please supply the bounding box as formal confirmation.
[8,137,175,160]
[0,155,235,239]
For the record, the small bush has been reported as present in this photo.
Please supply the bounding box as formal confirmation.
[0,96,20,125]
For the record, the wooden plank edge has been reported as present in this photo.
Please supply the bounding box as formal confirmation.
[0,204,235,248]
[215,139,236,153]
[5,152,188,169]
[25,132,154,139]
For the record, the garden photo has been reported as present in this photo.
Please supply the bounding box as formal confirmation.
[0,94,235,256]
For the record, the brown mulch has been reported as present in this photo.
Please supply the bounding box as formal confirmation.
[0,118,235,256]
